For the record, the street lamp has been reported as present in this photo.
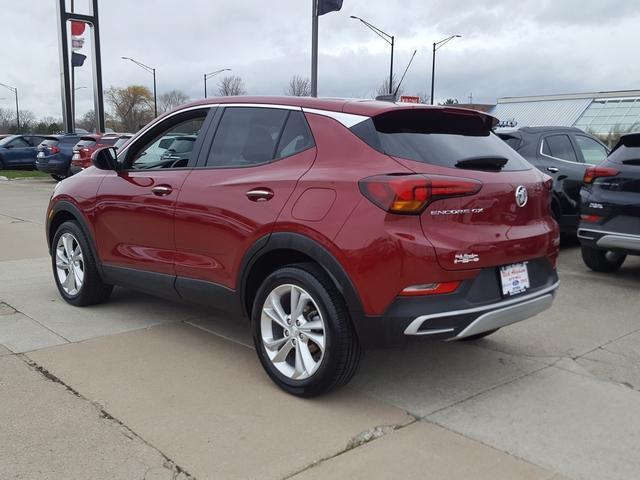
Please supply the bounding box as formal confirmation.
[204,69,231,98]
[430,35,461,105]
[0,82,19,132]
[121,56,157,118]
[350,16,395,95]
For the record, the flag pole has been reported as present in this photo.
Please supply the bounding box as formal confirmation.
[311,0,318,97]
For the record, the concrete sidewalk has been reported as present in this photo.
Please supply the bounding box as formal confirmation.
[1,177,639,479]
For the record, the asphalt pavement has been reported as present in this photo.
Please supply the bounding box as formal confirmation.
[1,177,638,480]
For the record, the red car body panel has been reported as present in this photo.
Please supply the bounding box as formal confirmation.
[93,170,191,275]
[174,148,317,287]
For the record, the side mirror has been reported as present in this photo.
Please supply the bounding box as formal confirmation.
[92,147,118,170]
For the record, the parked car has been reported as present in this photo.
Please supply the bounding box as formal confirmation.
[36,134,84,180]
[578,132,640,271]
[0,134,46,169]
[46,97,559,396]
[497,127,609,234]
[70,133,132,174]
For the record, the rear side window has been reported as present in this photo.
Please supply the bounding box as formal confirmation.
[76,138,97,148]
[41,139,60,147]
[351,110,530,171]
[206,107,289,167]
[575,136,608,165]
[542,135,578,162]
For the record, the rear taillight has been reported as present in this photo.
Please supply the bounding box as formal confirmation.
[359,174,482,215]
[581,214,602,223]
[584,167,618,185]
[400,281,461,296]
[49,146,61,154]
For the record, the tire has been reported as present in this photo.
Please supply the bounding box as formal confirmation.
[251,263,361,397]
[51,174,65,181]
[458,328,499,342]
[581,246,626,273]
[51,221,113,306]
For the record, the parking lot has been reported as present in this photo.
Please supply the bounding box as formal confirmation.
[1,177,639,480]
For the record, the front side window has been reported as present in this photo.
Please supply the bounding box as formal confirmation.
[206,107,292,168]
[126,110,207,170]
[542,135,578,162]
[575,136,608,165]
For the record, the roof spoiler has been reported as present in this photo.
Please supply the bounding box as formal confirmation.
[611,132,640,153]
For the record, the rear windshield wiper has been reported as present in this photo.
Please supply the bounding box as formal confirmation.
[455,156,508,171]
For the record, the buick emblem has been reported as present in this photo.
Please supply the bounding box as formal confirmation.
[515,186,528,207]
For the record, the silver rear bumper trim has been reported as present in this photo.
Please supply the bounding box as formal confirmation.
[596,234,640,252]
[404,282,559,336]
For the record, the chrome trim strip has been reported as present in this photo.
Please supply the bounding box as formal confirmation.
[404,281,560,336]
[578,228,640,240]
[597,234,640,251]
[414,328,456,336]
[221,103,302,111]
[302,108,369,128]
[456,294,554,339]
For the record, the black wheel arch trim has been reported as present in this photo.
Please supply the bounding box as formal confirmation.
[238,232,366,327]
[47,200,103,277]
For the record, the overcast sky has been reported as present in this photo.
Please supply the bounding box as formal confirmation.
[2,0,639,120]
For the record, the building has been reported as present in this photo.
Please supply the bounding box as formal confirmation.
[490,90,640,146]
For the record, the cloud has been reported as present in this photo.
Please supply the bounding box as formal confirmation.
[1,0,638,120]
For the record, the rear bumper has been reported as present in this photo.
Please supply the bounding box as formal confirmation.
[578,228,640,254]
[36,157,69,175]
[353,258,559,348]
[405,283,557,339]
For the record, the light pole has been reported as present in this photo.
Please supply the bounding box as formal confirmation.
[430,35,461,105]
[121,56,157,117]
[350,16,395,95]
[0,82,19,132]
[204,69,231,98]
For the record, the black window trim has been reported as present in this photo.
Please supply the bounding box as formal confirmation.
[539,134,582,165]
[195,105,316,170]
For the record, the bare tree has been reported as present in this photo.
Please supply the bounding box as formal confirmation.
[376,75,404,98]
[286,76,311,97]
[76,110,96,132]
[159,89,190,113]
[105,85,154,132]
[217,75,247,96]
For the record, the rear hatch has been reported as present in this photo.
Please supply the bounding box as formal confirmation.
[72,137,98,168]
[351,108,557,271]
[587,134,640,231]
[37,137,61,163]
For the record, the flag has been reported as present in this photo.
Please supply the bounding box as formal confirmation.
[317,0,343,16]
[72,52,86,67]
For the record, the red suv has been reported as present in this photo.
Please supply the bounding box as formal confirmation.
[46,97,560,396]
[70,133,132,175]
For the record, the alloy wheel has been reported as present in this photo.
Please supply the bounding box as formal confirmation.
[55,232,84,296]
[260,284,326,380]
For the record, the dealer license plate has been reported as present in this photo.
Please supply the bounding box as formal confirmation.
[499,262,530,296]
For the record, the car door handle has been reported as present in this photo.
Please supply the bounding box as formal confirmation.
[151,185,173,196]
[246,188,274,202]
[547,167,559,173]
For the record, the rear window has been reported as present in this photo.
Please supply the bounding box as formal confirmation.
[113,137,132,150]
[40,139,60,147]
[76,138,97,148]
[350,110,530,171]
[169,138,196,153]
[498,134,522,150]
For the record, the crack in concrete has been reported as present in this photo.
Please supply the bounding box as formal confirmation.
[19,354,197,480]
[0,298,73,343]
[281,416,418,479]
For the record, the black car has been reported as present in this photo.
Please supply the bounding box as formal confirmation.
[36,134,83,180]
[0,135,46,169]
[498,127,609,233]
[578,132,640,272]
